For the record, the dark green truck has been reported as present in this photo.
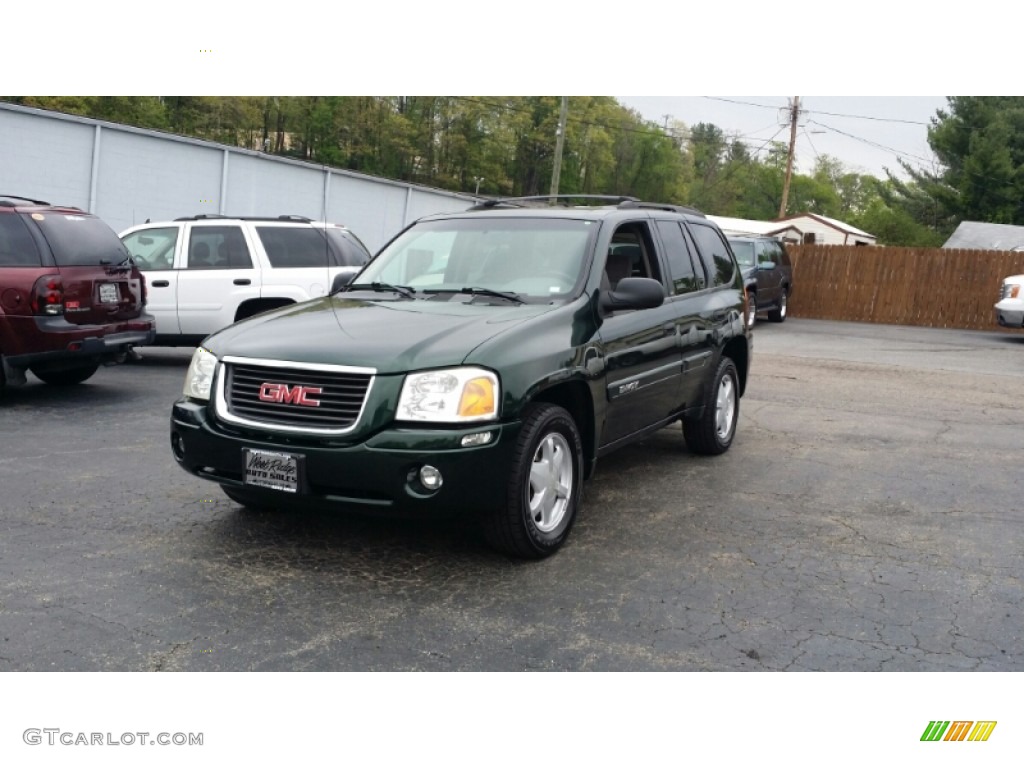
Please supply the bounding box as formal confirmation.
[171,197,752,558]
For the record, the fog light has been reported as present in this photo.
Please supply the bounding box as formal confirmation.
[460,430,494,447]
[171,432,185,461]
[419,465,443,491]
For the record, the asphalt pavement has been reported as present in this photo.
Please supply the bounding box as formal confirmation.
[1,319,1021,671]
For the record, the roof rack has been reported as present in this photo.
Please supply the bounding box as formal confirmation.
[617,200,706,217]
[469,194,639,211]
[0,194,52,206]
[171,214,317,223]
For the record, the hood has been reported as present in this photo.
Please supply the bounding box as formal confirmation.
[204,295,553,373]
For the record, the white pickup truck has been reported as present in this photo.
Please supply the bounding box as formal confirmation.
[995,273,1024,329]
[120,215,371,345]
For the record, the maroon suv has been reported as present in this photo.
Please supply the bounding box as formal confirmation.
[0,196,155,389]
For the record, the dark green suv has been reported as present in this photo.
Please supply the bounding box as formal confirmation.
[171,197,751,558]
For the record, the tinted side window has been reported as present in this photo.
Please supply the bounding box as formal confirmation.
[777,241,792,267]
[655,220,700,295]
[187,226,251,270]
[688,223,735,287]
[0,212,42,266]
[257,226,337,268]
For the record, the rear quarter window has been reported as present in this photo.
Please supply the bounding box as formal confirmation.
[33,213,129,266]
[257,226,337,268]
[0,212,42,266]
[688,223,736,287]
[326,229,371,268]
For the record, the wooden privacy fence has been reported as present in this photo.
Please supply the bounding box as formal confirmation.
[785,245,1024,331]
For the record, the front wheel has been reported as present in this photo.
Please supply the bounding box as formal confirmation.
[30,362,100,386]
[746,292,757,327]
[683,356,739,455]
[482,403,583,559]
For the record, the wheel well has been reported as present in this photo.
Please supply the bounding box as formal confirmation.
[530,380,595,478]
[722,336,749,396]
[235,298,294,322]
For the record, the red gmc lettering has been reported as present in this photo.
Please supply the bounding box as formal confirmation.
[258,383,323,406]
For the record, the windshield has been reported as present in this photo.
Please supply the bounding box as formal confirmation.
[356,217,596,301]
[728,240,755,267]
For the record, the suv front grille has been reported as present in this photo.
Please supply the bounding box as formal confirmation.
[1001,283,1017,300]
[220,359,374,433]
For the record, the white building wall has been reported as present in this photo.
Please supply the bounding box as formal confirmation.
[0,103,477,253]
[782,215,876,246]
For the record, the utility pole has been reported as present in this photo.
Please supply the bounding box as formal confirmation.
[549,96,569,202]
[779,96,800,219]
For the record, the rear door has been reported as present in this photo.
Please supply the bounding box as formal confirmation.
[250,223,334,301]
[654,219,713,408]
[32,211,145,325]
[176,223,261,336]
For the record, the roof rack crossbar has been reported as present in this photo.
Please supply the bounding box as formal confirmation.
[616,200,706,217]
[469,194,639,211]
[0,194,52,206]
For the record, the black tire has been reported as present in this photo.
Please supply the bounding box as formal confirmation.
[481,403,583,559]
[768,289,788,322]
[221,485,278,512]
[30,362,100,386]
[746,292,757,327]
[683,356,740,455]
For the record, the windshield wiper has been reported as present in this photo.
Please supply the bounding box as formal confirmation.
[427,286,525,304]
[345,282,416,299]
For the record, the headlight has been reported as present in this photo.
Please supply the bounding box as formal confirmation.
[183,347,218,401]
[398,367,499,423]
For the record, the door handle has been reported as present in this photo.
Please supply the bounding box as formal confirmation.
[151,280,169,287]
[233,278,251,286]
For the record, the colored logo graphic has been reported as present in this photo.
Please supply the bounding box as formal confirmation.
[921,721,997,742]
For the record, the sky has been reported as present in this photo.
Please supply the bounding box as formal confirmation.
[617,96,949,181]
[10,5,1005,190]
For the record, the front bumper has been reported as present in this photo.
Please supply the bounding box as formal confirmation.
[994,299,1024,328]
[170,398,522,515]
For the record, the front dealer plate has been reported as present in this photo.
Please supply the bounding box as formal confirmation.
[243,448,301,492]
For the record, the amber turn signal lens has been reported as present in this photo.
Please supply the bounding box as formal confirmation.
[458,378,496,418]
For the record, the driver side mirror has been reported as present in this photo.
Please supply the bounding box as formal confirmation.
[600,276,665,314]
[331,271,356,293]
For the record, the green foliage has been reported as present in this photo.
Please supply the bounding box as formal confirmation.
[881,97,1024,241]
[0,95,975,246]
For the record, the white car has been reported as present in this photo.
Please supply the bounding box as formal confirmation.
[995,274,1024,328]
[119,216,371,345]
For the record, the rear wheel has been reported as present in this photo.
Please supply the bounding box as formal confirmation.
[683,356,739,455]
[30,362,100,386]
[768,289,788,322]
[481,403,583,559]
